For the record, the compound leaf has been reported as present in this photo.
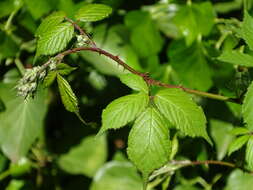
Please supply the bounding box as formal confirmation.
[99,92,149,134]
[127,107,171,176]
[242,11,253,50]
[154,88,212,144]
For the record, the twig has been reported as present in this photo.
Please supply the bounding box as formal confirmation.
[64,17,97,47]
[55,47,241,104]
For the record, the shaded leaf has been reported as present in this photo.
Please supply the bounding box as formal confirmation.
[242,81,253,130]
[0,84,48,162]
[210,119,234,160]
[168,40,212,91]
[90,161,142,190]
[154,89,212,144]
[99,92,149,134]
[119,73,148,93]
[58,135,107,177]
[228,135,250,155]
[218,51,253,67]
[75,4,112,22]
[57,63,77,75]
[24,0,52,20]
[37,22,74,56]
[225,169,253,190]
[127,107,171,176]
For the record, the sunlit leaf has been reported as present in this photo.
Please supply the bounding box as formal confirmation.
[127,107,171,176]
[75,4,112,22]
[154,88,212,144]
[242,81,253,130]
[228,135,250,155]
[99,92,149,134]
[119,73,148,93]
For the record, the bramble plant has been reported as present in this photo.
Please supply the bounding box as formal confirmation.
[1,0,253,189]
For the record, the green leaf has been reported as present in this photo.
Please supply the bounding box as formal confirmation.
[173,2,215,45]
[43,71,57,87]
[90,161,142,190]
[57,63,77,75]
[127,107,171,176]
[125,11,164,58]
[168,40,212,91]
[58,135,107,177]
[75,4,112,22]
[57,74,79,113]
[246,136,253,170]
[37,22,74,56]
[230,127,250,136]
[119,74,148,93]
[6,179,25,190]
[154,88,212,144]
[225,169,253,190]
[24,0,52,20]
[228,135,250,155]
[242,81,253,130]
[99,92,149,134]
[218,51,253,67]
[242,11,253,50]
[210,120,234,160]
[0,84,48,162]
[35,11,66,37]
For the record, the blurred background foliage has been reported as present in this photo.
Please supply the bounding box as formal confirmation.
[0,0,253,189]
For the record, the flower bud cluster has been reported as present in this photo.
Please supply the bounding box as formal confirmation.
[16,66,46,98]
[76,35,90,47]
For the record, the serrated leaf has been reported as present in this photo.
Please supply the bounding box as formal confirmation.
[242,82,253,130]
[154,89,212,144]
[218,51,253,67]
[242,11,253,50]
[228,135,250,155]
[0,84,48,162]
[90,161,142,190]
[35,11,66,37]
[43,71,57,87]
[127,107,171,176]
[99,92,149,134]
[58,135,107,177]
[57,74,78,113]
[246,136,253,170]
[230,127,250,136]
[119,74,148,93]
[37,22,74,56]
[75,4,112,22]
[57,63,77,75]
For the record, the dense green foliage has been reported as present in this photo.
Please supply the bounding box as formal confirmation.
[1,0,253,189]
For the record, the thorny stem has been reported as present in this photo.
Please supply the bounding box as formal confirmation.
[56,47,241,104]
